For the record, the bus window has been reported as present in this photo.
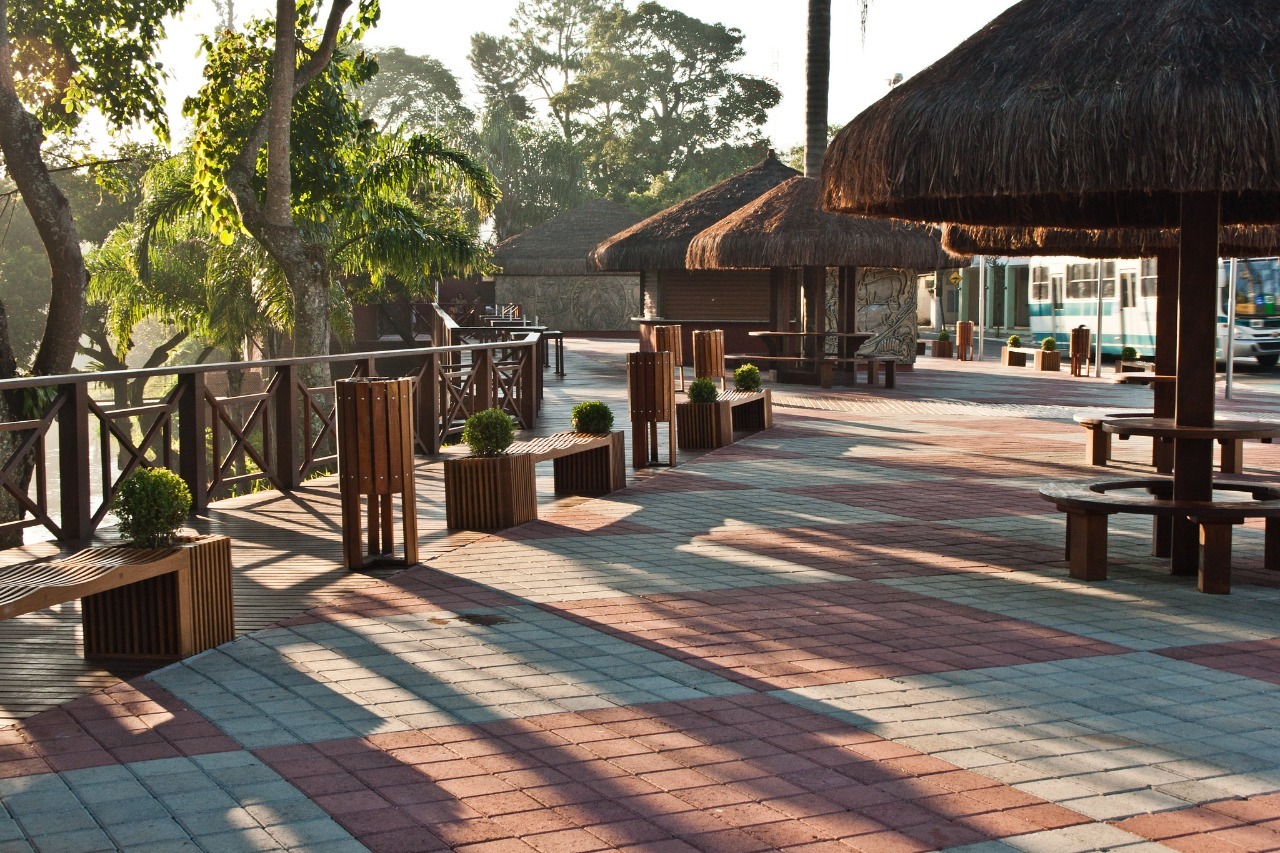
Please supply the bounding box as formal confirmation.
[1140,258,1159,297]
[1101,261,1116,298]
[1051,274,1065,309]
[1120,272,1136,307]
[1067,263,1096,299]
[1031,266,1050,301]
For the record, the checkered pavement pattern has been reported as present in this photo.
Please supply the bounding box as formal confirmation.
[6,352,1280,851]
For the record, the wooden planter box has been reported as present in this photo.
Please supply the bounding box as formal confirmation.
[78,534,235,661]
[931,340,953,358]
[1034,350,1061,371]
[1001,347,1028,367]
[444,454,537,530]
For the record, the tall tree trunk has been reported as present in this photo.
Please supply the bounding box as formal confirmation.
[804,0,832,178]
[0,0,86,378]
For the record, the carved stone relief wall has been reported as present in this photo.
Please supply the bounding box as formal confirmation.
[495,275,641,331]
[856,267,919,364]
[824,267,840,354]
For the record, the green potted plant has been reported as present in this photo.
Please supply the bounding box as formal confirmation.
[1117,345,1146,373]
[91,466,234,659]
[113,467,193,547]
[1002,334,1027,367]
[733,364,762,393]
[445,408,535,529]
[571,401,614,434]
[931,329,953,358]
[462,408,516,456]
[1035,336,1061,371]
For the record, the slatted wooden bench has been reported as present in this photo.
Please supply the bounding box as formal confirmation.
[676,390,773,449]
[0,535,235,660]
[824,356,899,388]
[1039,477,1280,594]
[444,431,626,530]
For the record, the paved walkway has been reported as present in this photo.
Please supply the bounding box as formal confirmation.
[5,341,1280,852]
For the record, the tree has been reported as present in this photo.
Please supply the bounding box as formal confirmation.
[185,3,495,385]
[0,0,188,379]
[356,47,475,143]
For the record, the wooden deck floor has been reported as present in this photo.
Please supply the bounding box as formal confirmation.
[0,339,647,724]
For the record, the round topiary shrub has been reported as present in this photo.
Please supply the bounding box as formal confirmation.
[463,408,516,457]
[1007,334,1022,348]
[113,467,192,548]
[1120,346,1139,362]
[936,329,950,342]
[571,400,614,434]
[1041,336,1057,352]
[733,363,762,392]
[688,377,719,404]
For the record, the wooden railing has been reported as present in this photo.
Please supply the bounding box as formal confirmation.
[0,310,541,543]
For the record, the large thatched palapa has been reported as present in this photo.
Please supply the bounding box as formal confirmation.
[493,199,643,332]
[685,176,959,365]
[689,177,955,271]
[592,152,800,358]
[821,0,1280,229]
[821,0,1280,581]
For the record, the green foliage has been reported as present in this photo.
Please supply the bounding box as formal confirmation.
[112,467,192,548]
[463,408,516,456]
[733,364,761,392]
[1120,346,1139,362]
[1041,337,1057,352]
[1006,334,1021,348]
[7,0,188,138]
[357,46,476,142]
[688,377,718,404]
[936,329,950,342]
[571,400,614,434]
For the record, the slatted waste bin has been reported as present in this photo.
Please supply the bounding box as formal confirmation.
[653,324,685,390]
[692,329,726,390]
[337,377,418,569]
[628,351,676,468]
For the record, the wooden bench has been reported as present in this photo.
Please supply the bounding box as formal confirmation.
[0,535,235,660]
[676,390,773,449]
[825,356,899,388]
[1040,477,1280,594]
[1113,372,1176,386]
[443,431,626,529]
[1073,410,1154,466]
[1001,346,1040,367]
[727,354,832,387]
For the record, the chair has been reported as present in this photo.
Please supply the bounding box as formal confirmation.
[627,351,676,468]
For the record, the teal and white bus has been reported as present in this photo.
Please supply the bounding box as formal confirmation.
[1026,256,1280,368]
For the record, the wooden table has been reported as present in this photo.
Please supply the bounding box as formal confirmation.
[744,331,873,387]
[1098,417,1280,475]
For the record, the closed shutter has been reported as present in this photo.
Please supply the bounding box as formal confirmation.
[662,270,771,322]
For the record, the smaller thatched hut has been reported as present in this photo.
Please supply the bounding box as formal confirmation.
[493,198,643,332]
[687,176,959,364]
[592,152,800,355]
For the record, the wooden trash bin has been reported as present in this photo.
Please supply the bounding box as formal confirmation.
[955,321,975,361]
[692,329,726,389]
[628,351,676,468]
[1070,325,1091,376]
[336,377,418,569]
[653,324,685,390]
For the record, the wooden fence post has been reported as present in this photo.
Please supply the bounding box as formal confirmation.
[177,372,209,511]
[417,352,441,455]
[57,381,91,541]
[275,364,300,490]
[474,348,494,411]
[519,339,538,428]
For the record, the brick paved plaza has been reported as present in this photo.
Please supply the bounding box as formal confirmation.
[5,339,1280,852]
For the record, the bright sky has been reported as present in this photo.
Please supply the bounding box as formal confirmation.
[156,0,1020,149]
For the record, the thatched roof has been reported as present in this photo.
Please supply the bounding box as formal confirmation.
[821,0,1280,229]
[943,224,1280,259]
[494,198,643,276]
[593,152,800,270]
[686,177,960,270]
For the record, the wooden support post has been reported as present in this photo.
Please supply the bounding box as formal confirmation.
[1084,425,1109,466]
[1267,517,1280,571]
[274,364,301,490]
[1171,193,1220,576]
[1197,519,1236,594]
[57,381,92,541]
[519,340,538,428]
[177,372,209,512]
[474,348,495,410]
[417,352,441,455]
[1219,439,1244,474]
[1067,510,1108,581]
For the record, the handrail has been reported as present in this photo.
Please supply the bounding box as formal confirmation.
[0,305,544,544]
